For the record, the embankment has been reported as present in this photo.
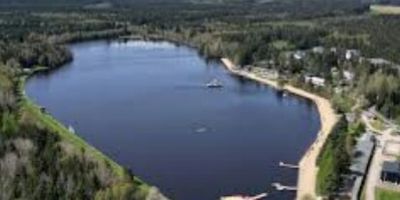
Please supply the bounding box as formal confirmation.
[20,68,169,200]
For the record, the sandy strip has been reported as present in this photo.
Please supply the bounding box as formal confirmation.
[220,58,338,200]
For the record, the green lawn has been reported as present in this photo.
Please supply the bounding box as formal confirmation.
[271,40,294,50]
[375,187,400,200]
[370,118,385,132]
[0,67,13,90]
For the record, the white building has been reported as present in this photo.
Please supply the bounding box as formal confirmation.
[343,70,355,82]
[312,46,325,54]
[368,58,391,66]
[293,51,306,60]
[305,76,325,87]
[346,49,361,60]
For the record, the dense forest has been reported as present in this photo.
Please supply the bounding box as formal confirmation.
[0,9,161,200]
[1,0,400,199]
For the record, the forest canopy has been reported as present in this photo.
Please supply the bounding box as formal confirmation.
[1,0,400,199]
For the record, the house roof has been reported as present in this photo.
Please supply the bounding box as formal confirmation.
[349,132,375,174]
[368,58,391,65]
[382,161,400,174]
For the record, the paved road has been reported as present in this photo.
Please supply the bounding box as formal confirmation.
[364,132,383,200]
[363,110,398,200]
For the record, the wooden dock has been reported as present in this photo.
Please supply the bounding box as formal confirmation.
[271,183,297,191]
[220,192,268,200]
[278,161,299,169]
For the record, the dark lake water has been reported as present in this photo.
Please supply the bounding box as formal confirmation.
[26,40,320,200]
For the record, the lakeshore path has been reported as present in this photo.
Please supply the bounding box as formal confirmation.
[220,58,338,200]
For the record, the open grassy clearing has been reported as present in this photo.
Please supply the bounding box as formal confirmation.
[375,187,400,200]
[370,118,386,132]
[370,5,400,15]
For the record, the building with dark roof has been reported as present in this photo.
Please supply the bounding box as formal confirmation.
[381,161,400,184]
[340,132,376,200]
[349,133,376,176]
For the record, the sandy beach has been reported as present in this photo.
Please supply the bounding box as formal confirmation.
[221,58,338,200]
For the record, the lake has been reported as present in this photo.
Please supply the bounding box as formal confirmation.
[26,40,320,200]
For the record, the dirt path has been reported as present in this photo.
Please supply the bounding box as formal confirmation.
[220,58,338,200]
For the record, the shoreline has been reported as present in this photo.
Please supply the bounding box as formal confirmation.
[20,67,169,200]
[19,69,127,177]
[220,58,338,199]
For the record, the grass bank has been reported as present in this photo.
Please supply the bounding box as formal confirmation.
[316,117,349,195]
[17,68,150,196]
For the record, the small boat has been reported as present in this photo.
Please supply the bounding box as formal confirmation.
[195,127,208,133]
[206,78,223,88]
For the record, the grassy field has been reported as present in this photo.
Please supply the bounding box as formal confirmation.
[375,187,400,200]
[371,118,385,132]
[316,141,336,195]
[271,40,294,50]
[316,118,350,196]
[370,5,400,15]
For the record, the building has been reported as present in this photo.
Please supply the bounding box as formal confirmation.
[293,51,306,60]
[343,70,355,82]
[22,68,32,73]
[345,132,376,200]
[350,133,376,175]
[368,58,392,66]
[381,161,400,184]
[345,49,361,60]
[304,76,325,87]
[312,46,325,54]
[367,58,400,73]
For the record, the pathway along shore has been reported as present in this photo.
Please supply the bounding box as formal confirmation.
[220,58,338,200]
